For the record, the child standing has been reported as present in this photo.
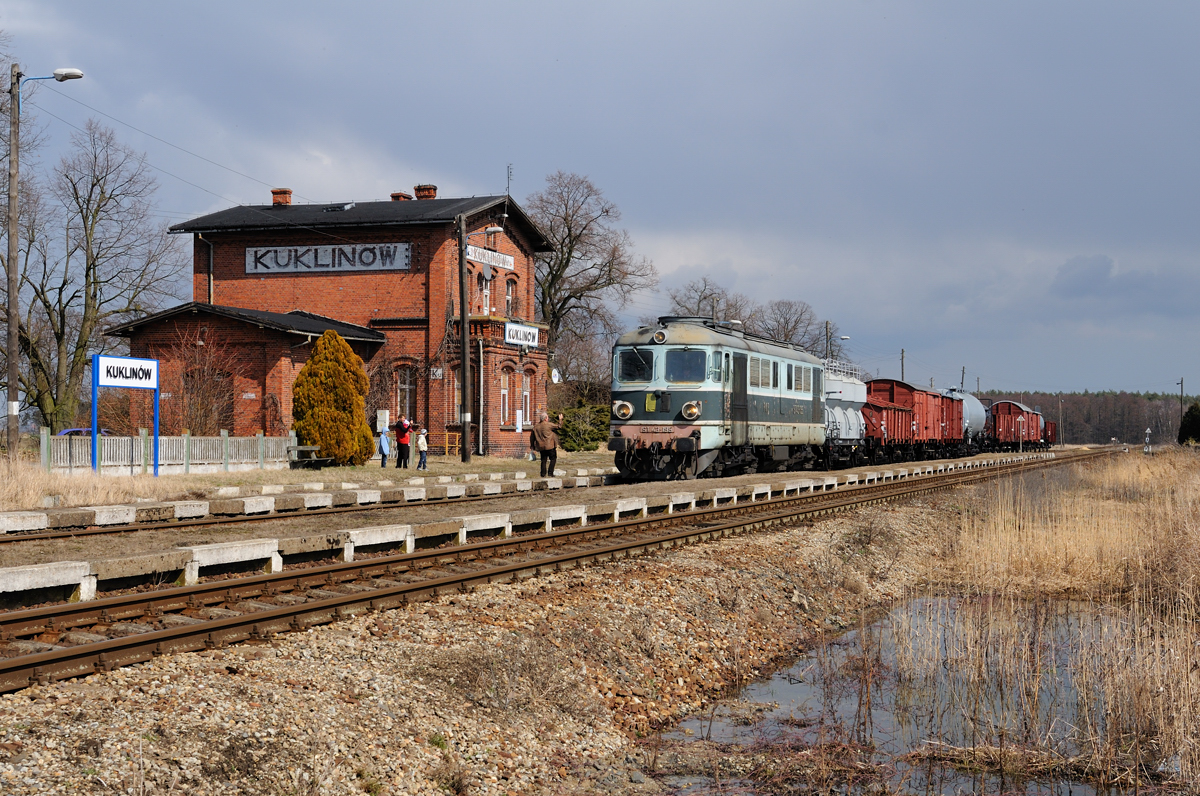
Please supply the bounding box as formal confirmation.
[416,428,428,471]
[377,425,391,468]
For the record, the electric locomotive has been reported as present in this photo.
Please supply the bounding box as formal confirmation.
[608,316,827,479]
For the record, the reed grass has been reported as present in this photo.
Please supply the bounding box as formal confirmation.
[897,450,1200,789]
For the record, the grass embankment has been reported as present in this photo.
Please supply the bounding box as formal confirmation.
[904,450,1200,790]
[0,449,617,512]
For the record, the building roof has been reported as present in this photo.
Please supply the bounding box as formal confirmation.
[106,302,388,343]
[169,195,552,251]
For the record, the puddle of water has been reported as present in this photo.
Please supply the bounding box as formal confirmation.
[662,597,1187,795]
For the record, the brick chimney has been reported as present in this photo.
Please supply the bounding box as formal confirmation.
[390,191,413,201]
[271,188,292,206]
[413,184,437,200]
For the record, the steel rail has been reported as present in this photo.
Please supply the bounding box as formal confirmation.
[0,450,1085,545]
[0,450,1108,692]
[0,450,1102,637]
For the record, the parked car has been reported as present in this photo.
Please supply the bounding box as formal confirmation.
[55,428,113,436]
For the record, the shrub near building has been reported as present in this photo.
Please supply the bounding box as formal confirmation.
[292,330,374,465]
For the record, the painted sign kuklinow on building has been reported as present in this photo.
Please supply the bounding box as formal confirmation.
[92,354,161,476]
[466,245,515,271]
[504,323,539,347]
[96,355,158,389]
[245,243,411,274]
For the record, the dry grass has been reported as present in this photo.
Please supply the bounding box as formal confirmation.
[939,450,1200,601]
[897,450,1200,789]
[0,448,616,512]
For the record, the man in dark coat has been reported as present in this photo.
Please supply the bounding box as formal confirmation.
[529,411,564,478]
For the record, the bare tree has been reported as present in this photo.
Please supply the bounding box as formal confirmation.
[153,326,244,435]
[666,276,846,358]
[666,276,759,327]
[526,171,657,352]
[548,311,613,407]
[17,119,183,432]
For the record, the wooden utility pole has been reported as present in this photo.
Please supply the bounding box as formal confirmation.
[6,63,20,461]
[900,349,904,382]
[457,214,472,463]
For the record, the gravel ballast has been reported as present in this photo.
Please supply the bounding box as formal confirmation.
[0,491,962,794]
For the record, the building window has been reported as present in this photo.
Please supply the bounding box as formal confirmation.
[522,373,531,423]
[476,273,491,315]
[396,366,416,421]
[500,370,510,425]
[505,281,515,316]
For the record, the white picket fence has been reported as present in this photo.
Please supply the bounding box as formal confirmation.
[40,431,298,476]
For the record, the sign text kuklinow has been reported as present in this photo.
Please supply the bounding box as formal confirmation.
[245,243,411,274]
[96,355,158,389]
[466,245,514,271]
[504,323,540,347]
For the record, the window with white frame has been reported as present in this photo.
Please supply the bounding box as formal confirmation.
[522,373,531,422]
[500,370,511,425]
[505,281,515,316]
[396,366,416,420]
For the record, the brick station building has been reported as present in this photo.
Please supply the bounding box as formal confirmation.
[108,185,552,456]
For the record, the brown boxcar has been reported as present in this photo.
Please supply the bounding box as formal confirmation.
[988,400,1042,447]
[866,379,962,446]
[862,396,914,445]
[1044,420,1058,445]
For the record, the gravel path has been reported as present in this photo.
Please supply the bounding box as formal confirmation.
[0,489,964,794]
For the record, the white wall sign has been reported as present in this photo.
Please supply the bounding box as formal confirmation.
[245,243,411,274]
[504,323,540,347]
[96,355,158,389]
[466,245,514,271]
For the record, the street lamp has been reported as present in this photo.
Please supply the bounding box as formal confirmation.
[7,65,84,461]
[455,216,504,463]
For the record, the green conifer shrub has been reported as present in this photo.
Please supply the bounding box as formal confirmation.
[1178,403,1200,445]
[292,330,374,465]
[558,402,611,452]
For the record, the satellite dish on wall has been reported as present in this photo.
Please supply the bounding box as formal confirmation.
[551,369,562,384]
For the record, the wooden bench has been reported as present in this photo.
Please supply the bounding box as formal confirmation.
[288,445,334,470]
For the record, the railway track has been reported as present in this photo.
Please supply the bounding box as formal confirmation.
[0,448,1108,693]
[0,451,1069,546]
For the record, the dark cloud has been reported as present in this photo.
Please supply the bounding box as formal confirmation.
[9,1,1200,392]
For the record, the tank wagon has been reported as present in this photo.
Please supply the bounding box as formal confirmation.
[608,317,1053,481]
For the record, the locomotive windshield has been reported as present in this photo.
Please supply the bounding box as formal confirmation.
[665,349,707,383]
[617,349,654,382]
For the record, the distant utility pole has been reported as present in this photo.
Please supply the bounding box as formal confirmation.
[1179,378,1185,427]
[977,376,980,393]
[960,366,965,390]
[900,349,905,381]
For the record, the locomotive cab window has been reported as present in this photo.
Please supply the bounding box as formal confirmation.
[617,349,654,382]
[665,349,707,383]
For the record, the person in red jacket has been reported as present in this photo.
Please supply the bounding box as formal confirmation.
[393,416,413,469]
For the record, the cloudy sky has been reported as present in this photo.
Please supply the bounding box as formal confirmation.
[5,1,1197,394]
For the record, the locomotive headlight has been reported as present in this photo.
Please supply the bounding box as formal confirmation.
[652,329,668,344]
[681,401,702,421]
[613,400,634,420]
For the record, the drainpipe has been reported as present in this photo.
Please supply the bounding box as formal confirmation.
[478,337,485,455]
[198,233,214,304]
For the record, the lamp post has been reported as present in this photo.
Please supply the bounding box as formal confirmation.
[1017,414,1025,453]
[7,65,83,461]
[454,215,504,463]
